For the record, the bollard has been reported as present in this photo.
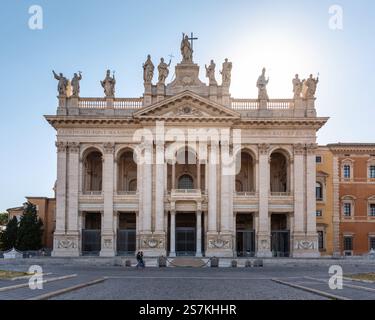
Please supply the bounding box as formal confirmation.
[210,257,219,268]
[231,260,237,268]
[253,259,264,267]
[245,260,252,268]
[125,260,132,268]
[158,256,167,267]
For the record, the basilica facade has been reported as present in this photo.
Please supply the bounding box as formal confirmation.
[47,37,328,258]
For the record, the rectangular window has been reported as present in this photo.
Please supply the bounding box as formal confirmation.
[370,204,375,217]
[343,203,352,217]
[318,231,324,250]
[316,156,322,163]
[370,238,375,250]
[344,236,353,251]
[316,210,323,217]
[370,166,375,179]
[343,165,351,179]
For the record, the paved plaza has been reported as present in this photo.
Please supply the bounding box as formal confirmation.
[0,259,374,300]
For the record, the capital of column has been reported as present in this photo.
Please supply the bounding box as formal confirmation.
[67,142,80,153]
[306,143,318,155]
[294,143,305,156]
[258,143,270,155]
[56,141,68,153]
[103,142,115,154]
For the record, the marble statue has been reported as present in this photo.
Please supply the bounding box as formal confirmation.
[143,55,154,83]
[71,72,82,97]
[52,70,68,96]
[220,58,232,86]
[157,58,171,85]
[257,68,269,100]
[292,74,302,99]
[101,70,116,97]
[303,74,319,99]
[181,33,193,63]
[205,60,217,85]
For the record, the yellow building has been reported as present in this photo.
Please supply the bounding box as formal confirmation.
[315,147,335,256]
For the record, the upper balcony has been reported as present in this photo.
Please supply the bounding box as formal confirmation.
[168,189,206,202]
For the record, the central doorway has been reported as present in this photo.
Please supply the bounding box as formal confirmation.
[176,213,196,256]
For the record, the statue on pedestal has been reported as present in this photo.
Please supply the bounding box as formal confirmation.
[220,58,232,86]
[143,55,154,83]
[181,33,193,63]
[157,58,171,85]
[101,70,116,97]
[52,70,68,96]
[292,74,302,99]
[71,72,82,97]
[205,60,217,85]
[303,74,319,99]
[257,68,269,100]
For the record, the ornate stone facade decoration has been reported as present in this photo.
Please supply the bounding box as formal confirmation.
[257,68,269,101]
[57,238,77,249]
[258,143,270,155]
[101,70,116,97]
[55,141,68,152]
[67,142,80,153]
[294,143,305,155]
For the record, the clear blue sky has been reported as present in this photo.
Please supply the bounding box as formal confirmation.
[0,0,374,211]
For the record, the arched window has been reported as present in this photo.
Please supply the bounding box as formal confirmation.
[83,151,103,192]
[178,174,194,189]
[235,151,255,193]
[117,150,137,193]
[316,182,323,201]
[270,151,289,193]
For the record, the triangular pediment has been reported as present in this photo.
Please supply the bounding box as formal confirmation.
[133,91,240,120]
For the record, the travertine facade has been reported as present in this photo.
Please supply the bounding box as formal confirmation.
[46,38,328,258]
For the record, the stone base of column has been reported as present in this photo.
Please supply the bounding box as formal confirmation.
[100,233,116,257]
[52,233,80,257]
[138,232,167,257]
[256,233,272,258]
[205,232,234,258]
[292,233,320,258]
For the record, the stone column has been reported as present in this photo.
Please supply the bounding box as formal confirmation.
[197,160,201,190]
[208,144,218,232]
[65,142,80,256]
[305,143,320,257]
[196,210,202,257]
[170,210,176,257]
[256,143,272,257]
[154,144,166,255]
[142,144,152,233]
[100,143,116,257]
[293,144,305,241]
[52,142,68,257]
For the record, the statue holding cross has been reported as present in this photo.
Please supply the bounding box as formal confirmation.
[180,32,197,63]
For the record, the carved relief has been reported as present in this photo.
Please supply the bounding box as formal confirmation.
[103,142,115,154]
[306,143,318,155]
[103,238,113,249]
[174,105,204,117]
[208,236,231,249]
[294,240,317,250]
[57,238,77,249]
[140,236,165,249]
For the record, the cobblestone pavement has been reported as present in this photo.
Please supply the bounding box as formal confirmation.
[1,262,374,300]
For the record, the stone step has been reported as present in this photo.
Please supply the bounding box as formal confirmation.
[168,258,209,268]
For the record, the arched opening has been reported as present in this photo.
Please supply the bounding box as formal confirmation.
[117,150,137,193]
[167,146,205,191]
[235,151,255,193]
[270,151,289,193]
[178,174,194,190]
[83,150,103,193]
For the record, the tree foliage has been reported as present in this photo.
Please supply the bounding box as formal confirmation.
[0,216,18,251]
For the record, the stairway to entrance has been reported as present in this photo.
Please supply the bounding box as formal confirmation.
[169,257,209,268]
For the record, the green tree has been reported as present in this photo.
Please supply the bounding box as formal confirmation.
[16,202,43,251]
[0,212,8,226]
[0,216,18,250]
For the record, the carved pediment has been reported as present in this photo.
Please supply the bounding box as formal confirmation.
[133,91,240,120]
